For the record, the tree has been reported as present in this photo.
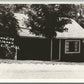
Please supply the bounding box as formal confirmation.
[27,4,73,60]
[0,5,19,59]
[0,4,19,38]
[27,4,73,38]
[11,4,30,14]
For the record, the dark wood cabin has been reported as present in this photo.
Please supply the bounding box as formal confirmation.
[15,13,84,61]
[16,18,84,61]
[17,37,84,62]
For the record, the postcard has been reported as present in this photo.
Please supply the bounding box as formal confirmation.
[0,0,83,83]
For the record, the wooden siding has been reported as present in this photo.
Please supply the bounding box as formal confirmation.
[17,37,84,61]
[60,39,83,61]
[17,37,51,61]
[52,39,59,60]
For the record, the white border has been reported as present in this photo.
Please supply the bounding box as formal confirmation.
[65,40,80,54]
[0,1,83,4]
[0,79,84,83]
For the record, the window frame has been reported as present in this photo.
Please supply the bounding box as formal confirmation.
[65,40,80,54]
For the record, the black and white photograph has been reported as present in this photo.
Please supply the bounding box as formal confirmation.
[0,2,84,81]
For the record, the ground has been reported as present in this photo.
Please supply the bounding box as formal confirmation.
[0,59,84,81]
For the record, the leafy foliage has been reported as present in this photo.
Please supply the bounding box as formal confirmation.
[11,4,30,14]
[27,4,72,38]
[0,4,19,38]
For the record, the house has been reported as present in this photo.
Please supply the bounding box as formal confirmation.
[15,13,84,61]
[55,19,84,61]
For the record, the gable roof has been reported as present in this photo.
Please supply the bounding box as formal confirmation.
[14,13,84,39]
[14,13,28,29]
[56,19,84,38]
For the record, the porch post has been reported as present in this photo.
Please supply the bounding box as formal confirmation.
[59,39,61,61]
[50,39,53,61]
[15,46,17,60]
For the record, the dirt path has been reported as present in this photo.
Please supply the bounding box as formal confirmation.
[0,59,84,80]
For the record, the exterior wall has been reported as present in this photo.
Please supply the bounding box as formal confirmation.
[52,39,59,60]
[17,37,51,61]
[60,39,84,61]
[17,37,84,61]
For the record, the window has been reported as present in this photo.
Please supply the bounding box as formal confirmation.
[65,40,80,54]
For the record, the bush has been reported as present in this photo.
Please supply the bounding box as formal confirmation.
[0,44,16,59]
